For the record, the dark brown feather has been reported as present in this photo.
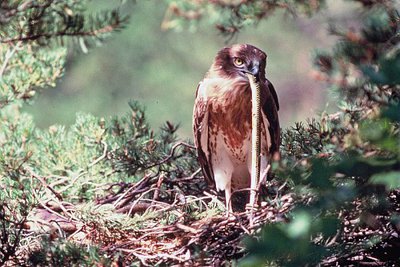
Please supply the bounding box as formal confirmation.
[262,79,280,154]
[193,85,215,187]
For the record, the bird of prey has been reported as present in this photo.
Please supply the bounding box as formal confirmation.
[193,44,280,213]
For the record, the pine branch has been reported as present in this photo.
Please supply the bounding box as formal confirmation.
[0,18,126,44]
[0,1,130,45]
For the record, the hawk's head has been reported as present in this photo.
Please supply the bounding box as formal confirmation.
[209,44,267,82]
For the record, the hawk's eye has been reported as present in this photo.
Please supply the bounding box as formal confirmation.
[233,58,244,67]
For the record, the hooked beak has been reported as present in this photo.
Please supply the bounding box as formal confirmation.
[250,64,259,77]
[243,63,260,81]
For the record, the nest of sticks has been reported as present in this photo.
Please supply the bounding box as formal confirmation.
[21,166,293,266]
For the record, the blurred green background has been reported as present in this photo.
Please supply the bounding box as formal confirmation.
[23,1,347,138]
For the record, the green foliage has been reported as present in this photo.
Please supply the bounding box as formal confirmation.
[363,53,400,85]
[243,215,338,267]
[313,5,399,106]
[370,171,400,190]
[27,237,110,266]
[107,101,198,177]
[163,0,325,35]
[0,46,66,108]
[0,1,200,257]
[0,189,29,266]
[0,1,139,264]
[0,0,131,109]
[0,0,129,45]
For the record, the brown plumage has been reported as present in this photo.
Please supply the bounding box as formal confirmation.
[193,44,280,212]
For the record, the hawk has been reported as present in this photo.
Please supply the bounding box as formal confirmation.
[193,44,280,212]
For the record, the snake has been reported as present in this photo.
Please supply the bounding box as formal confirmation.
[246,73,261,212]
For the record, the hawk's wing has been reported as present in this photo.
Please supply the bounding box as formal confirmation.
[262,79,280,154]
[193,82,215,187]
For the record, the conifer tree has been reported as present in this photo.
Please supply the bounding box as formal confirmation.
[1,1,202,263]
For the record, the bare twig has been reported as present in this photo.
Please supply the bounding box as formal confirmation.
[147,141,196,169]
[0,41,21,79]
[88,141,108,168]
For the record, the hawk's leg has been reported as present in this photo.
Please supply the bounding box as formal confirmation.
[260,161,271,186]
[213,166,234,216]
[225,185,233,216]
